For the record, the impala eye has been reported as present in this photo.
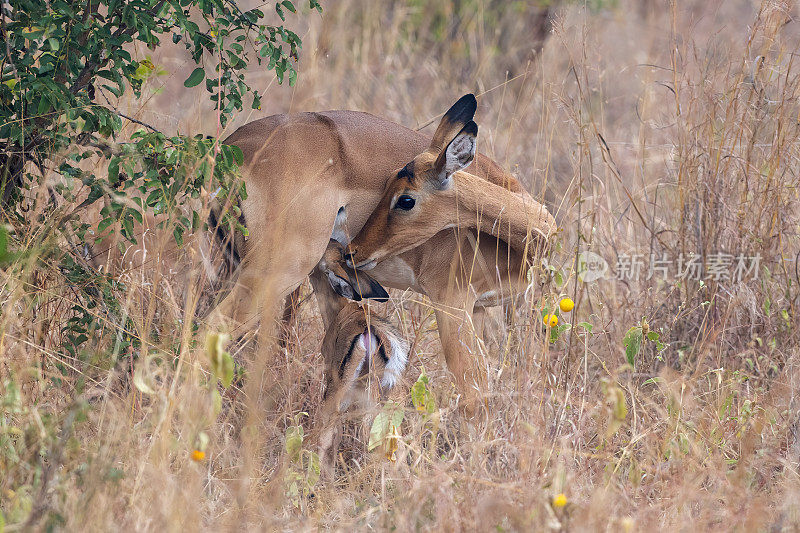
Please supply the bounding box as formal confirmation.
[395,194,416,211]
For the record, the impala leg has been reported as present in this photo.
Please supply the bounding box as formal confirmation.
[208,231,332,333]
[502,300,519,363]
[208,176,342,331]
[421,231,487,416]
[473,303,515,359]
[472,305,489,344]
[433,304,485,416]
[278,285,303,348]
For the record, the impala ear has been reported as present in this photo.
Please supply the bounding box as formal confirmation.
[432,120,478,189]
[326,264,389,302]
[327,270,361,301]
[429,94,477,154]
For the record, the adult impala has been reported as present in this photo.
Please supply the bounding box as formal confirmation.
[211,94,556,405]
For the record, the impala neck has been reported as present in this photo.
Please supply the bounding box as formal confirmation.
[449,171,556,259]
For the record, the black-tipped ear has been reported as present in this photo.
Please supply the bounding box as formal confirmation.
[443,94,477,128]
[460,120,478,138]
[325,264,389,302]
[326,271,360,301]
[429,94,478,153]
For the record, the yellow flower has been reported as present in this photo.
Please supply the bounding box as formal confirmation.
[191,449,206,462]
[559,297,575,313]
[553,493,567,508]
[544,314,558,328]
[385,424,400,462]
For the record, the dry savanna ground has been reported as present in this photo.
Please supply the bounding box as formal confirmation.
[2,0,800,530]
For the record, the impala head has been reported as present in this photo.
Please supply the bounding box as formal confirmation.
[320,240,389,302]
[347,94,480,269]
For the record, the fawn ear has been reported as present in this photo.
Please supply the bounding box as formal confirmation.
[326,265,389,302]
[428,94,477,154]
[326,269,360,301]
[431,120,478,189]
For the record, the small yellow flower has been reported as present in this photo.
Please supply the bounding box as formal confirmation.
[191,449,206,462]
[553,493,567,508]
[544,314,558,328]
[559,297,575,313]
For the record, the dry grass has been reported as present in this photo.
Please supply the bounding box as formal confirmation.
[2,0,800,530]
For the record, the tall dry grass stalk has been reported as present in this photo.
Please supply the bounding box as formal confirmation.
[2,0,800,530]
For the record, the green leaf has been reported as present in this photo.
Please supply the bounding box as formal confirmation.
[121,215,135,243]
[0,225,16,265]
[130,208,143,224]
[219,351,234,388]
[369,401,403,451]
[601,379,628,438]
[173,225,185,246]
[37,95,51,115]
[305,451,320,485]
[609,386,627,434]
[368,411,390,451]
[646,330,666,351]
[411,372,436,414]
[285,476,300,506]
[206,331,232,384]
[391,405,404,427]
[0,225,8,260]
[285,425,303,462]
[577,321,593,333]
[184,67,206,88]
[623,326,643,368]
[212,389,222,415]
[231,145,244,166]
